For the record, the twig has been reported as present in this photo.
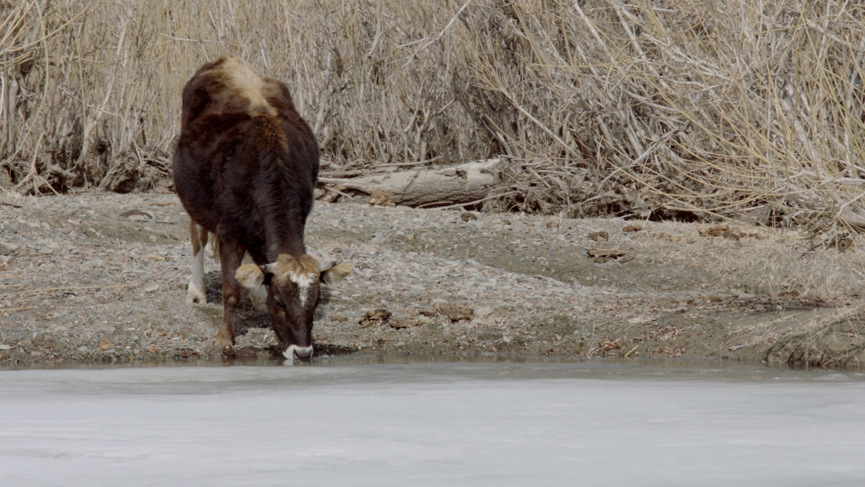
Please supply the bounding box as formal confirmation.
[0,306,37,313]
[420,191,518,210]
[728,341,760,352]
[403,0,473,66]
[10,131,45,193]
[379,156,441,167]
[318,170,368,179]
[0,283,139,298]
[157,34,219,44]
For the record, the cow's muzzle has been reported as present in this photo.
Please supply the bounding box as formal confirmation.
[283,344,313,364]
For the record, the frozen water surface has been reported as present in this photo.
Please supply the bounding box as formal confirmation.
[1,360,864,486]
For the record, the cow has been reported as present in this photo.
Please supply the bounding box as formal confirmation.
[172,54,350,362]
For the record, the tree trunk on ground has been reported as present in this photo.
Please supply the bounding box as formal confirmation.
[317,158,502,208]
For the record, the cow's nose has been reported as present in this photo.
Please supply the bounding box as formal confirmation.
[283,344,313,363]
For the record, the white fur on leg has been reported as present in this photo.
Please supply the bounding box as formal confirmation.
[186,242,207,304]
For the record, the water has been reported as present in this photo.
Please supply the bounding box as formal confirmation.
[1,360,863,486]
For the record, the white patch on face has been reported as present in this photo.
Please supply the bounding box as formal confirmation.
[288,271,316,306]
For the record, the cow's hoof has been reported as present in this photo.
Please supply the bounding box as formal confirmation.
[186,286,206,305]
[221,345,236,357]
[215,333,234,348]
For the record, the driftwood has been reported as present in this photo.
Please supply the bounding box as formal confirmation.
[317,158,501,208]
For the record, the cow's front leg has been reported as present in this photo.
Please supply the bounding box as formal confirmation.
[186,220,209,304]
[216,237,245,348]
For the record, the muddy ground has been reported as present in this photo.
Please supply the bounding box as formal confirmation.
[2,191,865,369]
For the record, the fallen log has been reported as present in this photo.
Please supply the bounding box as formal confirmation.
[317,158,501,208]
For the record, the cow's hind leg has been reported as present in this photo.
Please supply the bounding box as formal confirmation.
[186,220,209,304]
[216,237,245,348]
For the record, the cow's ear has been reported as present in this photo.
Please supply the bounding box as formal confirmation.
[320,261,351,285]
[236,264,265,290]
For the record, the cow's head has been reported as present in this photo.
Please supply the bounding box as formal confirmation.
[235,254,350,362]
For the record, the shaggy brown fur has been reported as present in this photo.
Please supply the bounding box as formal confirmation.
[173,54,322,354]
[268,253,319,286]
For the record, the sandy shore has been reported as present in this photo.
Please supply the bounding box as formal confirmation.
[1,191,863,368]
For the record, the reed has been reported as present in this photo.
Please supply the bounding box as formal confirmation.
[2,0,865,234]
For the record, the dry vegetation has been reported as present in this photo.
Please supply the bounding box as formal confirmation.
[3,0,865,232]
[4,1,865,368]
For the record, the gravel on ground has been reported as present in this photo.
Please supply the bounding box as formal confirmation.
[1,191,864,368]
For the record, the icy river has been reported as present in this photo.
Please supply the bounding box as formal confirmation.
[1,359,863,486]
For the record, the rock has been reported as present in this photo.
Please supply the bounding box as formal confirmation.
[120,209,154,222]
[0,241,19,252]
[546,221,559,228]
[390,316,431,329]
[0,344,11,350]
[474,306,494,318]
[588,231,609,242]
[722,230,740,241]
[388,318,411,329]
[144,284,160,293]
[461,212,478,222]
[369,189,395,207]
[417,308,437,317]
[434,302,473,322]
[98,339,115,352]
[587,248,628,264]
[699,224,744,239]
[359,309,392,327]
[627,315,654,325]
[622,224,643,232]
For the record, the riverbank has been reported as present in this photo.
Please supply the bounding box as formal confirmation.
[1,192,864,368]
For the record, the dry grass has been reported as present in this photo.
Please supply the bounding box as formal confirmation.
[2,0,865,235]
[761,304,865,368]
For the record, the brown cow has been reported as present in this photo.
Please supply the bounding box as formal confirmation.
[172,55,350,362]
